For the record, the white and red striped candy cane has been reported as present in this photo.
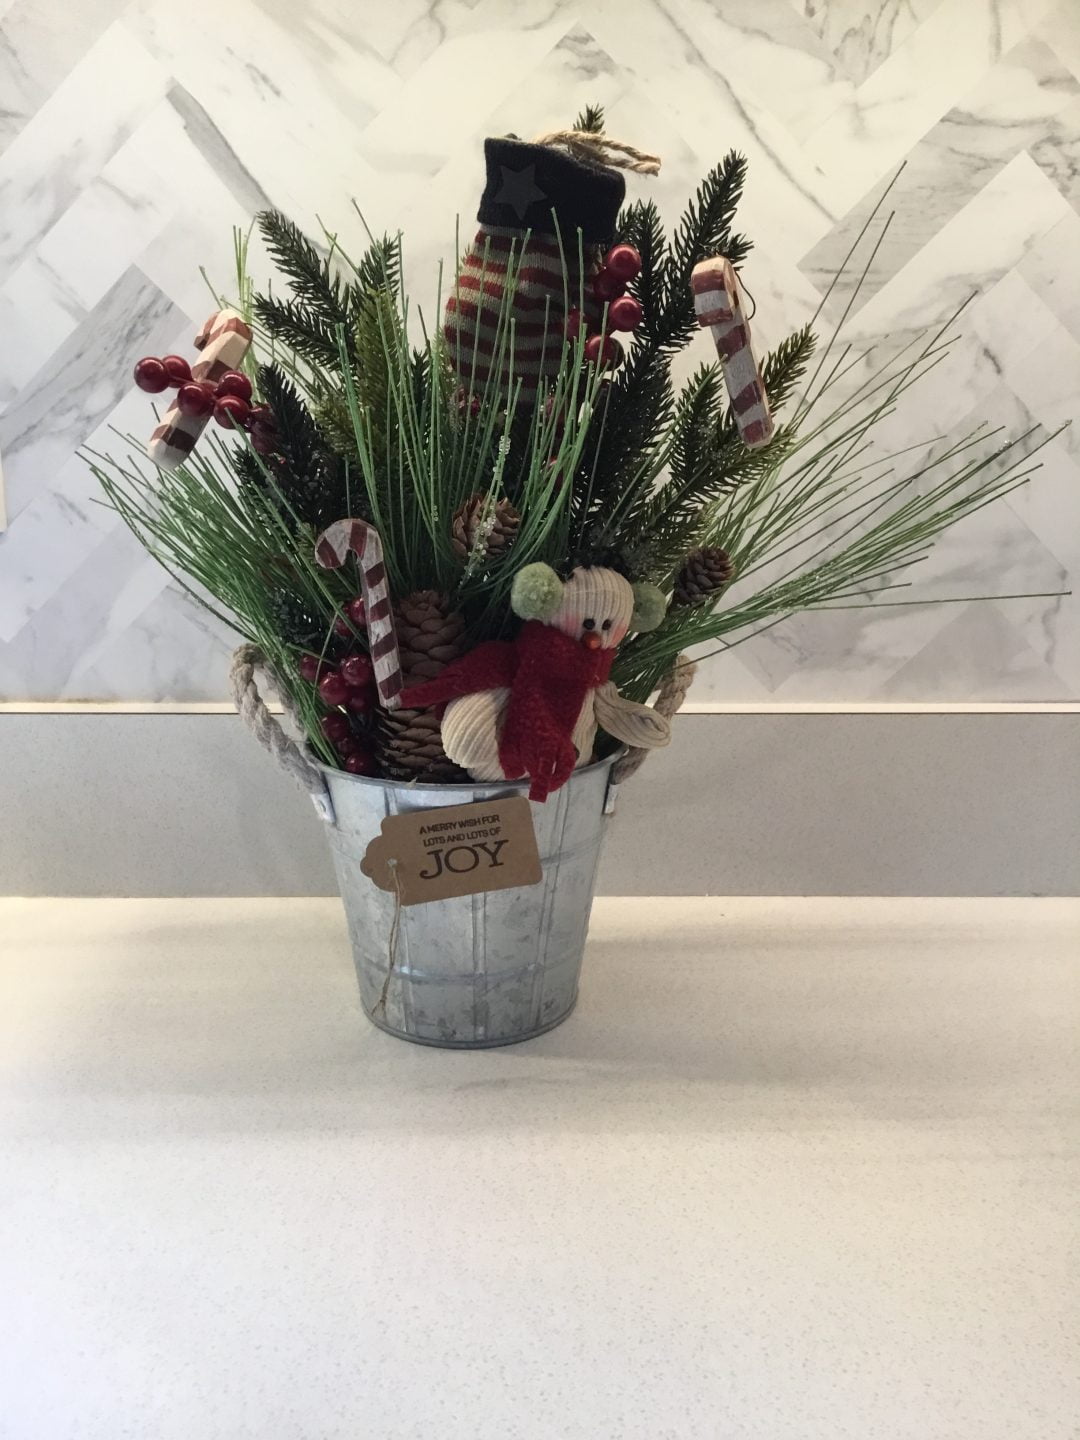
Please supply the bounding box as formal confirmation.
[314,519,403,711]
[148,309,253,470]
[690,258,774,450]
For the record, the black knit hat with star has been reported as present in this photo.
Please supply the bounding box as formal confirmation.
[477,137,625,242]
[445,137,626,404]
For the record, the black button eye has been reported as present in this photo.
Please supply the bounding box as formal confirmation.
[601,619,612,630]
[582,618,596,630]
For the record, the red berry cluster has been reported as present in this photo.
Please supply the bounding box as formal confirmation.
[298,596,379,776]
[133,355,280,457]
[567,243,644,370]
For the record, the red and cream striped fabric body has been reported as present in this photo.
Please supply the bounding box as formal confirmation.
[314,519,403,712]
[445,225,598,403]
[147,309,253,470]
[690,258,774,450]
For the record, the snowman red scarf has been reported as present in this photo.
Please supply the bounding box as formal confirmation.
[400,621,616,801]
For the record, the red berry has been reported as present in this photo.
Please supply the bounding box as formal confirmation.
[216,370,253,402]
[565,306,584,340]
[162,354,192,386]
[346,688,374,715]
[333,615,353,639]
[584,334,620,367]
[336,736,361,758]
[591,267,624,302]
[176,381,213,418]
[251,423,278,456]
[340,652,373,688]
[299,653,322,682]
[213,395,251,429]
[344,750,378,776]
[247,403,272,424]
[604,243,642,282]
[321,713,350,742]
[608,294,643,333]
[318,671,350,706]
[346,596,366,626]
[133,357,168,393]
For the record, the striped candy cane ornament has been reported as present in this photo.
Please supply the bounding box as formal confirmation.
[690,258,774,450]
[314,519,404,711]
[148,309,253,470]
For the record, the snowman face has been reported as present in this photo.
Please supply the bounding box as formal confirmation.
[551,567,634,650]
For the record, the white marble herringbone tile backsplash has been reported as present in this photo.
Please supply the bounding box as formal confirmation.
[0,0,1077,702]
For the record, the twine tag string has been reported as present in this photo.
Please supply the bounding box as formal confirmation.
[532,128,661,176]
[374,858,404,1019]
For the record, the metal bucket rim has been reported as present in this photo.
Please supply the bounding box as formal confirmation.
[318,746,626,794]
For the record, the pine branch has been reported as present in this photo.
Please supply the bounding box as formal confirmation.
[755,325,816,418]
[252,294,342,370]
[671,363,725,483]
[617,200,666,346]
[254,364,353,532]
[571,161,754,537]
[571,345,674,555]
[574,103,605,133]
[254,214,402,375]
[311,387,360,458]
[350,233,403,297]
[257,211,354,332]
[620,327,817,569]
[655,152,751,355]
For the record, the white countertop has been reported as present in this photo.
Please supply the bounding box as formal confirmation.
[1,896,1078,1440]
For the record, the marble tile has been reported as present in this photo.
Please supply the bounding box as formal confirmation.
[1016,211,1080,346]
[0,0,1077,702]
[0,254,87,408]
[64,576,237,702]
[662,0,854,136]
[792,0,949,85]
[873,602,1074,700]
[0,525,168,700]
[803,0,1060,202]
[0,0,132,155]
[1037,0,1080,82]
[0,386,151,644]
[802,39,1080,310]
[0,267,185,522]
[588,0,842,254]
[123,0,378,238]
[0,23,167,284]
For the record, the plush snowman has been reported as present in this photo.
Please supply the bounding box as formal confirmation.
[399,564,670,801]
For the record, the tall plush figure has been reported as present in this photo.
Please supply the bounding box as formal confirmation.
[399,565,670,802]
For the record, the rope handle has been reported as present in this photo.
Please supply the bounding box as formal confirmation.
[230,644,335,823]
[532,128,661,176]
[609,654,696,791]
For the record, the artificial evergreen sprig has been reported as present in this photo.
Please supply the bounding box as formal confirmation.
[572,153,755,534]
[573,102,606,134]
[252,211,401,376]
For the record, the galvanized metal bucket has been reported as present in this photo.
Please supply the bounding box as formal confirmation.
[318,754,619,1048]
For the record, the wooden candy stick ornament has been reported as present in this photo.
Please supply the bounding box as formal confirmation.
[690,257,774,450]
[314,519,404,711]
[147,309,253,470]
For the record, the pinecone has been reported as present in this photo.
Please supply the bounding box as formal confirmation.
[673,546,735,607]
[376,591,468,783]
[451,493,521,565]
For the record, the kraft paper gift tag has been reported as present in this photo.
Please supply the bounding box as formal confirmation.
[361,796,542,906]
